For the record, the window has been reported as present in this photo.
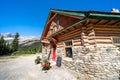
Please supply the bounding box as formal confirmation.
[64,41,73,58]
[50,29,53,34]
[65,48,73,58]
[56,19,59,29]
[65,41,72,46]
[113,38,120,44]
[53,25,57,32]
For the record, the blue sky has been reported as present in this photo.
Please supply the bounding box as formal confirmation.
[0,0,120,36]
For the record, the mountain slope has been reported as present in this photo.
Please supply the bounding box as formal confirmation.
[0,33,41,50]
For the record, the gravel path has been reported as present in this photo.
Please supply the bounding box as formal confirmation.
[0,54,77,80]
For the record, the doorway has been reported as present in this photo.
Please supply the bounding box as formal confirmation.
[65,47,73,58]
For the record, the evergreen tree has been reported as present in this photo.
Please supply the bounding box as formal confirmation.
[12,32,19,51]
[6,43,11,54]
[0,36,6,55]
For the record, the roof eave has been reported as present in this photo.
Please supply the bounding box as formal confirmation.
[40,11,52,41]
[48,18,88,38]
[50,9,86,17]
[89,13,120,20]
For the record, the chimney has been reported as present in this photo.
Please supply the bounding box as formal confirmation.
[111,8,120,13]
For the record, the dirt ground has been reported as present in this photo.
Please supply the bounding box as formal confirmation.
[0,54,77,80]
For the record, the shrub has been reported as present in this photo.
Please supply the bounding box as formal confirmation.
[35,56,41,64]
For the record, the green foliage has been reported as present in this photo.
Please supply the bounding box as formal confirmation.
[0,36,12,56]
[118,46,120,51]
[43,59,48,63]
[35,56,41,64]
[0,32,42,56]
[12,32,19,51]
[19,41,42,53]
[12,40,42,56]
[12,51,36,56]
[77,73,81,80]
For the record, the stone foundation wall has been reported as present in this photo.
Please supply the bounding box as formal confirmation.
[42,47,51,59]
[56,47,64,57]
[62,45,120,80]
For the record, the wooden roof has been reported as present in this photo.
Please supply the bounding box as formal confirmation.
[51,9,120,20]
[41,9,120,40]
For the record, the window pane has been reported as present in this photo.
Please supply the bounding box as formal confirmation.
[113,38,120,44]
[65,41,72,46]
[56,20,59,29]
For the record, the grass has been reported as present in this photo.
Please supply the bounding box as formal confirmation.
[77,73,81,80]
[12,51,37,56]
[0,56,18,59]
[118,46,120,51]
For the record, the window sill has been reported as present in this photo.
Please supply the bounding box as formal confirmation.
[63,57,73,62]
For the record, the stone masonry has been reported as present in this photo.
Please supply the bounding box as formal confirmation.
[60,45,120,80]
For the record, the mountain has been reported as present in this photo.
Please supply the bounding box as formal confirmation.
[0,32,15,38]
[0,32,14,43]
[19,36,40,47]
[0,33,41,49]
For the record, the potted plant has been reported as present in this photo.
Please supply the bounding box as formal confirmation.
[41,59,51,70]
[35,56,41,64]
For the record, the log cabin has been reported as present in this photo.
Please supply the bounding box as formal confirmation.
[40,9,120,61]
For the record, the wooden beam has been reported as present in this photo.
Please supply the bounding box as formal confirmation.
[110,20,120,25]
[95,32,120,36]
[59,35,80,40]
[84,19,90,25]
[102,20,111,25]
[94,27,120,31]
[47,13,57,25]
[94,24,120,28]
[60,35,81,42]
[94,20,111,25]
[58,28,80,38]
[58,31,81,40]
[96,42,112,44]
[94,20,102,25]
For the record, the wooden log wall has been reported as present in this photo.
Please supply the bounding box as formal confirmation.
[57,28,81,42]
[80,26,96,46]
[57,25,96,46]
[57,42,64,48]
[94,26,120,44]
[80,27,88,46]
[87,26,96,45]
[95,36,112,44]
[57,24,119,46]
[73,38,81,46]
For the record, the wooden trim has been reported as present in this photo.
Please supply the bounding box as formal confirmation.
[59,13,83,20]
[73,44,81,46]
[47,13,57,25]
[111,37,120,46]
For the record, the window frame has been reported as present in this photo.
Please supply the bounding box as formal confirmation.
[112,37,120,46]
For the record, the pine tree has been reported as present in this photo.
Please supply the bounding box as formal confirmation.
[12,32,19,51]
[6,43,11,54]
[0,36,6,55]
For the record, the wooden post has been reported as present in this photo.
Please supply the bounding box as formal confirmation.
[87,26,96,45]
[80,26,88,46]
